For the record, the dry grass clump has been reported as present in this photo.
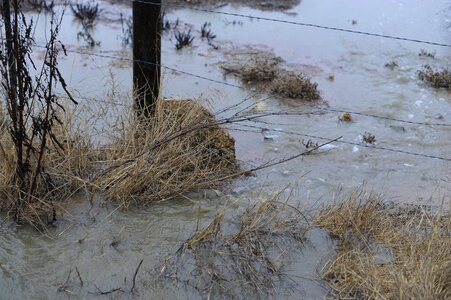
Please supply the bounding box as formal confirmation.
[221,50,321,101]
[0,109,96,226]
[161,190,309,298]
[239,54,281,83]
[418,65,451,90]
[94,99,237,207]
[271,71,320,101]
[315,191,451,299]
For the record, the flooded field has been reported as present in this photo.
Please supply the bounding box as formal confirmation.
[1,0,450,298]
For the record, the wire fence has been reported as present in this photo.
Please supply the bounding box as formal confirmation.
[124,0,451,48]
[34,44,451,128]
[6,2,451,162]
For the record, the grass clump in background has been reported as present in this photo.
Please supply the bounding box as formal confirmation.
[239,54,281,83]
[271,71,320,101]
[221,50,320,101]
[418,65,451,90]
[315,190,451,299]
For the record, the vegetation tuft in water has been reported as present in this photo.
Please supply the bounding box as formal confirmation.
[174,30,194,50]
[71,2,100,24]
[418,65,451,90]
[271,71,320,101]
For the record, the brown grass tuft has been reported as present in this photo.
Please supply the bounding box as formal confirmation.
[418,65,451,90]
[221,50,321,101]
[239,54,281,83]
[94,99,238,207]
[271,71,320,101]
[315,190,451,299]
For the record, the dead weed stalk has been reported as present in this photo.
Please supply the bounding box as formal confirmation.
[315,190,451,299]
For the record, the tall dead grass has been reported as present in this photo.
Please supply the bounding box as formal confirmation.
[315,190,451,299]
[93,99,238,207]
[0,107,96,226]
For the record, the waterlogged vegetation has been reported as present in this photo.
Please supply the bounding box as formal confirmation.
[1,0,450,299]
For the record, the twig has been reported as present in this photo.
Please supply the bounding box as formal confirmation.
[131,259,144,295]
[75,267,83,287]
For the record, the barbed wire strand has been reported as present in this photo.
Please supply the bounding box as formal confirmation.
[55,91,451,162]
[227,124,451,161]
[123,0,451,48]
[34,44,451,127]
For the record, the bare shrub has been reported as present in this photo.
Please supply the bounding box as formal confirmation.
[315,190,451,299]
[0,106,95,227]
[0,8,83,227]
[418,65,451,90]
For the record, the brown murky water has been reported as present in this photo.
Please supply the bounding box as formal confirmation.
[1,0,450,298]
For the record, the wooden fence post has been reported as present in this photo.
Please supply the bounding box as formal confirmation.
[133,0,161,117]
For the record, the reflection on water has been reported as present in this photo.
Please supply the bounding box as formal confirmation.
[1,0,450,298]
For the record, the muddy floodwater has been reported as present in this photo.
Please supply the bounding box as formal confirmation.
[1,0,450,299]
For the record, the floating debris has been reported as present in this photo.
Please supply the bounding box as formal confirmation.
[362,132,376,144]
[418,49,435,58]
[161,192,309,298]
[384,60,398,69]
[338,112,352,122]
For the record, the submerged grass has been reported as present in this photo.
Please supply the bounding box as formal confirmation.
[161,189,310,298]
[315,190,451,299]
